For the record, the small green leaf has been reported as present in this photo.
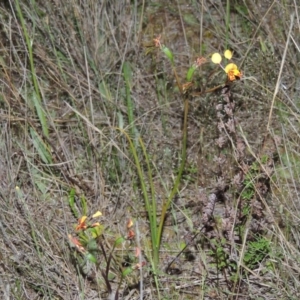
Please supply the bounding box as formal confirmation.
[114,236,126,247]
[186,65,197,81]
[68,188,78,218]
[80,195,88,216]
[122,61,133,88]
[78,233,89,245]
[108,272,116,280]
[183,14,198,26]
[31,92,49,137]
[258,36,268,54]
[87,239,98,252]
[89,225,104,238]
[161,45,174,65]
[122,267,133,276]
[30,127,52,164]
[99,80,112,101]
[180,241,186,251]
[86,252,97,264]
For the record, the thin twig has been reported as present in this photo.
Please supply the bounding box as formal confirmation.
[267,14,294,130]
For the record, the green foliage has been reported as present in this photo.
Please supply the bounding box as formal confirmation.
[68,188,79,218]
[241,159,267,201]
[123,61,139,143]
[186,65,197,81]
[241,177,255,200]
[80,194,88,216]
[15,0,49,137]
[242,204,251,216]
[117,129,159,269]
[68,189,88,219]
[86,252,97,264]
[209,238,235,271]
[68,194,144,294]
[88,225,104,239]
[161,45,174,65]
[243,236,271,270]
[115,236,126,247]
[182,162,198,183]
[30,127,52,164]
[122,266,133,276]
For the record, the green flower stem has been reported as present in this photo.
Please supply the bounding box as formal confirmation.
[139,138,158,266]
[116,128,159,268]
[156,94,188,251]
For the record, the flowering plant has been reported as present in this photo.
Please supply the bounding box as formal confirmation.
[211,50,242,81]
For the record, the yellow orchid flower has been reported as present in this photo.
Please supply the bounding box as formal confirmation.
[224,63,242,81]
[211,50,242,81]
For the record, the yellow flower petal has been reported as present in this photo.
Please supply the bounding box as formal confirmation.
[211,53,222,64]
[224,63,238,74]
[92,211,102,218]
[233,69,241,76]
[224,50,233,60]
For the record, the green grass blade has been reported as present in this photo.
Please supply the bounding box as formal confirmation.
[122,62,135,136]
[69,188,79,219]
[161,45,174,66]
[139,137,158,265]
[186,65,197,82]
[80,195,88,216]
[156,97,189,251]
[30,127,52,164]
[15,0,49,137]
[31,91,49,137]
[116,128,158,268]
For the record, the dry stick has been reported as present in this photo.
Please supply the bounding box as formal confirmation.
[267,14,294,130]
[176,0,189,49]
[290,34,300,53]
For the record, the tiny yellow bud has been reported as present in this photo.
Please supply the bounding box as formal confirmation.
[92,211,102,218]
[211,53,222,64]
[91,222,101,227]
[224,50,233,60]
[79,216,88,223]
[127,219,134,228]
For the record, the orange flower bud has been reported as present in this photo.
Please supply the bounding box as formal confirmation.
[75,216,87,231]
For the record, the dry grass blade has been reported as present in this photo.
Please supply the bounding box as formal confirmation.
[267,13,294,130]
